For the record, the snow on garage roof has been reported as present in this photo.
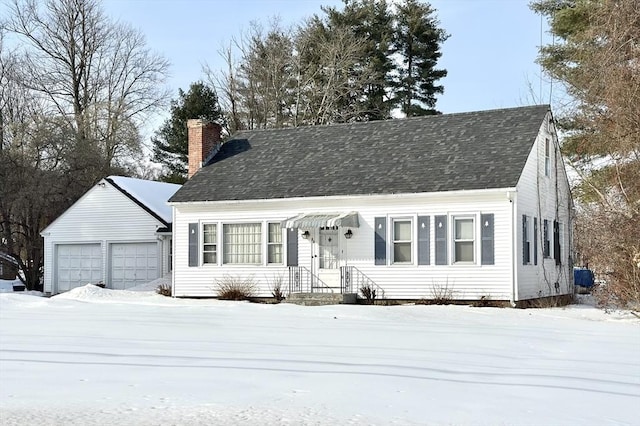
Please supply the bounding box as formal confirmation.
[106,176,181,224]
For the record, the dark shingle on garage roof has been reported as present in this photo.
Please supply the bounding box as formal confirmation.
[169,105,549,203]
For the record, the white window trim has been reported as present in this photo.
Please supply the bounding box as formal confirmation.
[452,215,476,265]
[267,222,283,265]
[391,217,414,265]
[544,138,551,177]
[543,219,554,259]
[202,223,218,266]
[222,222,263,265]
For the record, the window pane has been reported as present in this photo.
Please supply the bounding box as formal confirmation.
[268,223,282,243]
[203,251,216,264]
[268,245,282,264]
[455,241,474,262]
[455,219,473,240]
[204,224,217,243]
[223,223,262,264]
[394,221,411,241]
[394,242,411,262]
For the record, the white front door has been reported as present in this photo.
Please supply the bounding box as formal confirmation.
[317,227,340,289]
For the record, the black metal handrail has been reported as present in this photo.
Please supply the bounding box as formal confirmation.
[288,266,334,293]
[340,266,385,299]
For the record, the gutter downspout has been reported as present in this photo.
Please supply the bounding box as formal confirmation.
[508,190,517,307]
[171,205,176,298]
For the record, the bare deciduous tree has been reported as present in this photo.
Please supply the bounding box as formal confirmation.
[6,0,170,175]
[1,0,170,290]
[533,0,640,307]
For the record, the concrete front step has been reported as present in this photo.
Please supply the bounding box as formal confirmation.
[285,292,357,306]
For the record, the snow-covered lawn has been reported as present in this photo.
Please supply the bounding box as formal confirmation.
[1,286,638,426]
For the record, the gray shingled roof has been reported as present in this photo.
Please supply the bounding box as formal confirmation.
[170,105,549,203]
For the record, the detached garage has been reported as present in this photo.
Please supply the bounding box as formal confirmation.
[41,176,180,295]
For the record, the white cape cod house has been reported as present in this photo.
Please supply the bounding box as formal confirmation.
[41,176,180,294]
[170,105,573,305]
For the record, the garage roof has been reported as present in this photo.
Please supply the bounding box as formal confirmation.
[106,176,181,225]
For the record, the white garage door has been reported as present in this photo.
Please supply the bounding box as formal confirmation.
[56,244,103,293]
[110,243,158,290]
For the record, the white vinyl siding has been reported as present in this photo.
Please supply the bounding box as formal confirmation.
[515,112,573,300]
[223,223,262,264]
[42,181,168,294]
[172,190,514,300]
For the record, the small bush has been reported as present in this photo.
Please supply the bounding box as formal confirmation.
[360,284,377,305]
[429,279,453,304]
[269,273,286,302]
[216,275,257,300]
[471,295,492,307]
[156,283,171,297]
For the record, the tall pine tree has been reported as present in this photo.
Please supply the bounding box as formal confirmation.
[152,82,222,183]
[323,0,395,121]
[394,0,449,116]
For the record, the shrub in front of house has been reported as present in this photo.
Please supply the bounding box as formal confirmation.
[359,284,377,305]
[216,274,257,300]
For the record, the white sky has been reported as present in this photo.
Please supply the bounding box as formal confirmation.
[102,0,555,115]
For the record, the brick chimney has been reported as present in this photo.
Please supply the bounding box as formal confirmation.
[187,119,222,179]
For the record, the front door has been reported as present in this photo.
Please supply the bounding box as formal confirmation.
[317,227,339,290]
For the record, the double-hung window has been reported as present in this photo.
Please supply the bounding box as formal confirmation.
[453,216,475,263]
[267,223,283,264]
[543,219,551,258]
[203,224,217,264]
[392,219,412,263]
[544,138,551,177]
[223,223,262,264]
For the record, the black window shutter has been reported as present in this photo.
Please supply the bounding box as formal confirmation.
[418,216,430,265]
[533,218,538,265]
[286,228,298,266]
[374,217,386,265]
[481,214,494,265]
[188,223,198,267]
[553,220,561,265]
[522,215,528,265]
[435,215,447,265]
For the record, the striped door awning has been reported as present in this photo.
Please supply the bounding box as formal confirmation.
[282,212,360,229]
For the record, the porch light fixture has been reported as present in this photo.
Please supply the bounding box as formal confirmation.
[302,230,310,240]
[344,229,353,239]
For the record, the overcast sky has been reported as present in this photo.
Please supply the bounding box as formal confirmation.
[102,0,553,116]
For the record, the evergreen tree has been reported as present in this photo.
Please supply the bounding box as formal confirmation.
[532,0,640,306]
[394,0,449,116]
[152,82,222,183]
[323,0,395,121]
